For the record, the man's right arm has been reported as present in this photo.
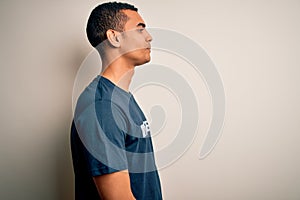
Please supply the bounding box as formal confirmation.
[93,170,136,200]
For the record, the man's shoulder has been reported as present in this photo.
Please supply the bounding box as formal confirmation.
[76,76,114,105]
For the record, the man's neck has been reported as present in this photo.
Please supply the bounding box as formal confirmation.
[101,59,135,92]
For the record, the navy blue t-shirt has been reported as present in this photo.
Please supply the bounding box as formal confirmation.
[71,76,162,200]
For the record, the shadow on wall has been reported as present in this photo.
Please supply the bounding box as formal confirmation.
[53,45,93,200]
[54,123,74,200]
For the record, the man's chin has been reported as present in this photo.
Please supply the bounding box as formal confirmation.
[135,56,151,67]
[145,56,151,63]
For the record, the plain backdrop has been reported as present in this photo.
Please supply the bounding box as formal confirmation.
[0,0,300,199]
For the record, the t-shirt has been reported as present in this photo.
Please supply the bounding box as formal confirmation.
[71,75,162,200]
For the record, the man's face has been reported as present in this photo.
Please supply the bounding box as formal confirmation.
[119,10,152,66]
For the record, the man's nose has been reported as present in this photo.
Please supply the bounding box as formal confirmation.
[145,30,153,42]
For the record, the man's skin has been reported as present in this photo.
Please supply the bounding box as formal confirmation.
[92,9,152,200]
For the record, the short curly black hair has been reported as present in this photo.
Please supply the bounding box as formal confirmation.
[86,2,138,47]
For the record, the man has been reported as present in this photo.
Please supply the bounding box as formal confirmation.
[71,2,162,200]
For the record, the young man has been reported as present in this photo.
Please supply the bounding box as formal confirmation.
[71,2,162,200]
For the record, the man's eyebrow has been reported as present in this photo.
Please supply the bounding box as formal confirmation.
[137,23,146,28]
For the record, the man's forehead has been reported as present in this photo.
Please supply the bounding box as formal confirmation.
[123,9,145,30]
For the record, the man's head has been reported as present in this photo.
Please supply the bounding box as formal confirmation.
[86,2,137,47]
[86,2,152,67]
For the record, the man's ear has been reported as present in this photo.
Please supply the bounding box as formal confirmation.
[106,29,121,48]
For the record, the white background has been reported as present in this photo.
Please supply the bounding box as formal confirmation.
[0,0,300,199]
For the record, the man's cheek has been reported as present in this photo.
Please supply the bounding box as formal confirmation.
[125,42,144,53]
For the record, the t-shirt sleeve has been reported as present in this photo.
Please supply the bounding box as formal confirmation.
[74,99,129,176]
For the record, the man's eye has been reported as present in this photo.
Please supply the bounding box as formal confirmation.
[138,28,145,32]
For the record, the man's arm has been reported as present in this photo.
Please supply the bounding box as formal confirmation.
[93,170,136,200]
